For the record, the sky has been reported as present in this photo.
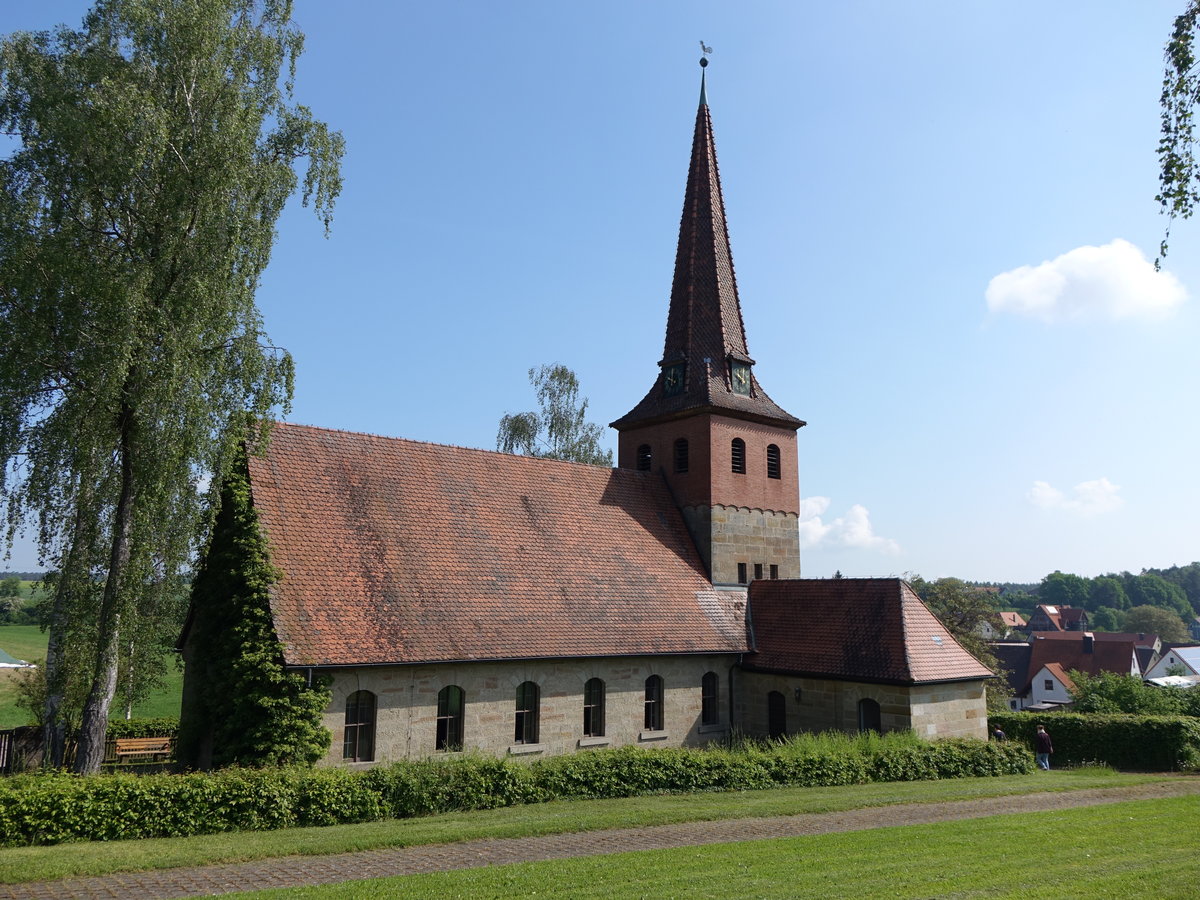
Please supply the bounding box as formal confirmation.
[3,1,1199,584]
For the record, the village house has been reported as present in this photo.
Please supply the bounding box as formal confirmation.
[997,632,1142,711]
[180,63,993,767]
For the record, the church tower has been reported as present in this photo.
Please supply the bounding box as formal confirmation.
[611,59,805,587]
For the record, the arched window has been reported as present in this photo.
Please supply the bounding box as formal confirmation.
[858,698,882,733]
[636,444,652,471]
[644,674,664,731]
[583,677,606,737]
[343,690,376,762]
[766,444,781,479]
[731,438,746,474]
[767,690,786,739]
[436,685,465,752]
[515,681,540,744]
[701,671,719,726]
[673,438,689,474]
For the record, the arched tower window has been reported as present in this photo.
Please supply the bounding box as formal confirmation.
[701,671,719,726]
[636,444,652,471]
[766,444,781,480]
[644,675,664,731]
[436,685,464,752]
[515,681,540,744]
[343,690,376,762]
[583,677,606,737]
[673,438,689,474]
[730,438,746,474]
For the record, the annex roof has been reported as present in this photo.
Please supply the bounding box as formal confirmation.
[247,423,749,667]
[742,578,994,685]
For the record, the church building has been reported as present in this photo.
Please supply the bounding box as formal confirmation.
[182,63,992,767]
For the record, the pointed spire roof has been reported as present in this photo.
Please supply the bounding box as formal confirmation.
[612,63,803,431]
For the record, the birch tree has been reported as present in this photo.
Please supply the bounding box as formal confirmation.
[0,0,342,772]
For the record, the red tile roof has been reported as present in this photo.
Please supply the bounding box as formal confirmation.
[611,81,801,432]
[248,423,749,667]
[743,579,994,685]
[999,612,1026,628]
[1021,633,1138,692]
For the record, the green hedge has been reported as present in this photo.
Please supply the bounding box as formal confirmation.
[989,712,1200,771]
[0,734,1032,846]
[106,718,179,741]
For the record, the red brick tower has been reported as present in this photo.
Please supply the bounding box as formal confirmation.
[610,60,805,587]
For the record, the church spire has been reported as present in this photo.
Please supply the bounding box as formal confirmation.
[612,58,802,432]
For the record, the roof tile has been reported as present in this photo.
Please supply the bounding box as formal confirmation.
[249,423,749,666]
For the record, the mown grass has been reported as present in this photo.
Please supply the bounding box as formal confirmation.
[0,769,1169,885]
[0,625,182,728]
[237,794,1200,899]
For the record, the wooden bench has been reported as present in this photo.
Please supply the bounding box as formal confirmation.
[114,736,172,762]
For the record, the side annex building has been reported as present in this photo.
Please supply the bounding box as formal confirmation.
[181,65,992,767]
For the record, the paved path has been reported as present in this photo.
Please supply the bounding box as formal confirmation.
[5,780,1200,899]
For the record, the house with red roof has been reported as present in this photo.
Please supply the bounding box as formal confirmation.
[180,61,993,767]
[1025,604,1089,634]
[1008,632,1141,710]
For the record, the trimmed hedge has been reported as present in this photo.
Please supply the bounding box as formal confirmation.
[989,712,1200,771]
[0,734,1032,846]
[106,718,179,741]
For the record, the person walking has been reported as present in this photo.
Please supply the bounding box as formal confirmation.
[1035,724,1053,770]
[992,726,1006,741]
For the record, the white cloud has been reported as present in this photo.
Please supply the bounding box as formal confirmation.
[1028,477,1123,515]
[798,496,900,554]
[985,239,1186,323]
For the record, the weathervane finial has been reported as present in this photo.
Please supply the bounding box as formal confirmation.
[699,40,712,67]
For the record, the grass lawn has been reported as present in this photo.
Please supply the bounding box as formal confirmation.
[0,625,182,728]
[236,795,1200,899]
[0,769,1171,885]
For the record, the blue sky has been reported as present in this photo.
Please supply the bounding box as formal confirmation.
[4,1,1199,583]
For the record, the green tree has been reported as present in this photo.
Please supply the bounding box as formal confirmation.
[1159,2,1200,259]
[1039,571,1091,609]
[1127,573,1192,619]
[1069,670,1183,715]
[0,576,19,598]
[0,0,342,773]
[497,364,614,466]
[1089,576,1128,612]
[1123,605,1189,642]
[1090,606,1125,632]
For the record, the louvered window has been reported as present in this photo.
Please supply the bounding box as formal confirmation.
[673,438,689,474]
[731,438,746,474]
[636,444,652,471]
[766,444,781,479]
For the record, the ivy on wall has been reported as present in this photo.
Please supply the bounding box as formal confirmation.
[176,448,331,768]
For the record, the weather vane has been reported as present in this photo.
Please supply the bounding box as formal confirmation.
[700,41,712,67]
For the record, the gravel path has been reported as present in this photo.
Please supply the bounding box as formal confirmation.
[4,779,1198,899]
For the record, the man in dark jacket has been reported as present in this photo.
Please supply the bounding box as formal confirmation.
[1035,724,1053,770]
